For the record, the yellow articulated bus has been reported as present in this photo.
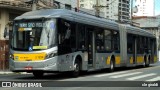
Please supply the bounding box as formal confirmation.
[9,9,158,78]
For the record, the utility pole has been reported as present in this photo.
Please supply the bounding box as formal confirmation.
[131,0,133,25]
[95,0,100,17]
[32,0,38,10]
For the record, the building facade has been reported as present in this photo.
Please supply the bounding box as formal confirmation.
[133,0,155,16]
[53,0,78,10]
[79,0,130,23]
[0,0,31,70]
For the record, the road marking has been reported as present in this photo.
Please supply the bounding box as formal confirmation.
[110,72,142,78]
[127,73,157,80]
[93,71,130,77]
[146,76,160,81]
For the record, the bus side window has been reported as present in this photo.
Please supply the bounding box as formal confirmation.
[127,34,133,53]
[58,19,72,54]
[104,30,112,51]
[77,24,86,50]
[113,31,120,51]
[58,19,71,45]
[96,29,104,51]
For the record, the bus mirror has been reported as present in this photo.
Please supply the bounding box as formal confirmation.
[3,27,8,38]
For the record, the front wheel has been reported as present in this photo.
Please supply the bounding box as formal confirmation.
[33,71,44,78]
[142,59,146,68]
[146,57,150,67]
[71,60,80,77]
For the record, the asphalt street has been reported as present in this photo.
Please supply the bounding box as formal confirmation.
[0,62,160,90]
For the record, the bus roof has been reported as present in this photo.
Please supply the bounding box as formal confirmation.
[15,9,155,38]
[15,9,119,31]
[126,25,155,38]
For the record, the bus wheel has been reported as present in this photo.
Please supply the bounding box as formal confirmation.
[143,60,146,68]
[146,62,150,67]
[143,57,147,68]
[109,59,114,72]
[146,57,150,67]
[33,71,44,78]
[71,60,80,77]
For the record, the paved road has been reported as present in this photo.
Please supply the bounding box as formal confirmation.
[0,62,160,90]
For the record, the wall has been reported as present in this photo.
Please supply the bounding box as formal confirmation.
[0,8,9,40]
[0,40,9,70]
[0,8,26,70]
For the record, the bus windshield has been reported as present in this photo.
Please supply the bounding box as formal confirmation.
[11,19,57,51]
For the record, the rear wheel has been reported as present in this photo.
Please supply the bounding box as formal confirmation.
[146,56,150,67]
[33,71,44,78]
[109,59,114,72]
[142,57,147,68]
[142,60,146,67]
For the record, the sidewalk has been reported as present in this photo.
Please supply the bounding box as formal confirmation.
[0,71,14,74]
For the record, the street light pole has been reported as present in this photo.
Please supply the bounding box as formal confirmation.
[95,0,100,17]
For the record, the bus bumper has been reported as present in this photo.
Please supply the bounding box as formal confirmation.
[9,56,59,72]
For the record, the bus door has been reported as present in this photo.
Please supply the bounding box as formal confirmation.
[133,36,136,64]
[150,39,156,63]
[127,34,136,65]
[88,29,95,67]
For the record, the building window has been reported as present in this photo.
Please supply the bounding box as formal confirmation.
[65,4,71,10]
[80,4,84,8]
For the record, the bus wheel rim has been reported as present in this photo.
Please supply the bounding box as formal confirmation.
[111,61,113,70]
[74,63,79,72]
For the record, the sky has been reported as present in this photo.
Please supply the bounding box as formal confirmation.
[155,0,160,15]
[132,0,160,16]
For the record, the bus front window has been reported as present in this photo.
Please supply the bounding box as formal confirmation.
[12,19,57,51]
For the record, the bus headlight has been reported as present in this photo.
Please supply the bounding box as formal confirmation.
[9,53,14,60]
[45,51,57,59]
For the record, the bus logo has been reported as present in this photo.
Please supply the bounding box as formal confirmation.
[29,47,32,51]
[15,56,19,61]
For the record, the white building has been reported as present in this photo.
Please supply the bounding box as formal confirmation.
[53,0,78,10]
[79,0,130,23]
[133,0,155,16]
[79,0,94,10]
